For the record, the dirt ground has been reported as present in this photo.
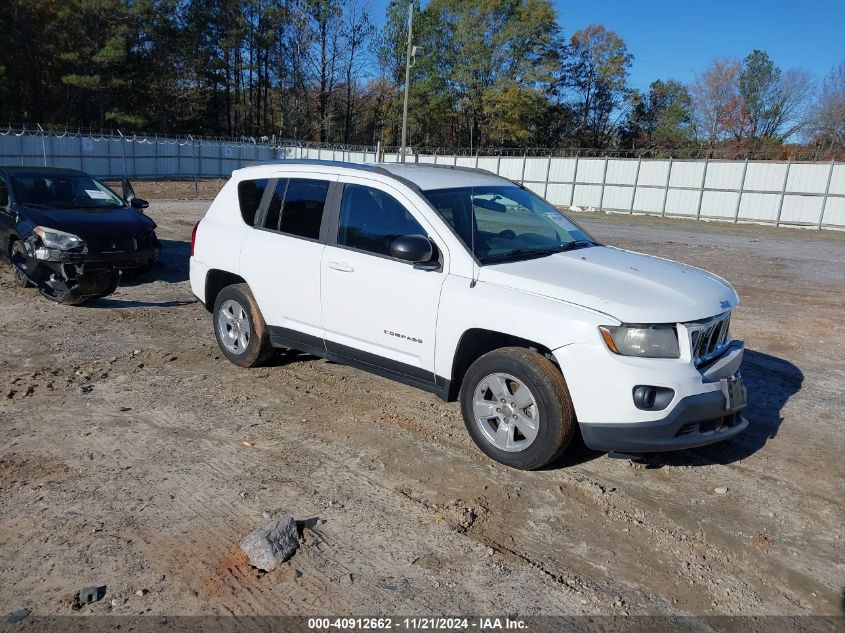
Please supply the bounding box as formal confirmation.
[1,188,843,622]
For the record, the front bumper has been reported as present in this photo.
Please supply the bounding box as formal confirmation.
[28,246,160,269]
[553,339,748,453]
[14,238,160,303]
[579,389,748,453]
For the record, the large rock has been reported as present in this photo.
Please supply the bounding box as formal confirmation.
[239,515,299,571]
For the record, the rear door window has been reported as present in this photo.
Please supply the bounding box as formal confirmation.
[237,178,268,225]
[262,178,330,241]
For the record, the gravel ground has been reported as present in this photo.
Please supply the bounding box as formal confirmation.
[0,195,843,620]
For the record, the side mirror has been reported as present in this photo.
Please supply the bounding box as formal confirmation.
[390,234,437,269]
[122,177,136,202]
[130,197,149,210]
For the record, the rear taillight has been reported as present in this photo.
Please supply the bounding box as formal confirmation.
[190,221,199,256]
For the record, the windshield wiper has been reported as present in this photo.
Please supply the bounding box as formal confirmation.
[481,240,596,264]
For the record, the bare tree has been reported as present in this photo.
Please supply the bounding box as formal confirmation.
[810,61,845,148]
[308,0,342,142]
[689,58,741,146]
[339,0,375,144]
[764,68,814,140]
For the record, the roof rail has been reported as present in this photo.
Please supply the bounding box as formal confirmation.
[246,158,392,175]
[397,162,497,177]
[242,158,507,192]
[244,158,428,192]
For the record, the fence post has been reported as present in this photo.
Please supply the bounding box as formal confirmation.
[774,160,791,227]
[496,152,501,175]
[734,158,749,222]
[105,133,112,179]
[696,159,709,220]
[131,135,137,178]
[661,156,673,216]
[116,129,127,180]
[475,150,480,170]
[598,155,609,211]
[78,135,84,172]
[543,152,552,199]
[818,159,835,230]
[189,135,199,198]
[630,155,641,214]
[453,153,458,166]
[569,153,580,207]
[517,151,526,184]
[37,124,47,166]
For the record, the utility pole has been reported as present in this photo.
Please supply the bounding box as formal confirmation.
[400,1,413,163]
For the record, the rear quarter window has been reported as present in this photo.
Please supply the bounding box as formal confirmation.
[238,179,268,225]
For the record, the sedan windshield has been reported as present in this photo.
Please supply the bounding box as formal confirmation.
[423,185,597,264]
[10,172,124,209]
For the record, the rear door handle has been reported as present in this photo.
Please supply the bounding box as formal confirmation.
[327,261,354,273]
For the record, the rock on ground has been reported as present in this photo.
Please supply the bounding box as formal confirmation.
[239,515,300,571]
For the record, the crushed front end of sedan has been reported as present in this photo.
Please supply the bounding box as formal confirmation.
[1,167,160,305]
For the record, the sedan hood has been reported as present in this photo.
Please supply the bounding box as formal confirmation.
[479,246,738,323]
[20,204,156,239]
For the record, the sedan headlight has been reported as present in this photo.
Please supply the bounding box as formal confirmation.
[33,226,86,251]
[599,325,680,358]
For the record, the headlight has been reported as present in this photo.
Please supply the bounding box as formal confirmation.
[33,226,86,251]
[599,325,680,358]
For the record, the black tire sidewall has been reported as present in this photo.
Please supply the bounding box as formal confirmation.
[212,285,270,367]
[10,241,30,288]
[460,350,573,470]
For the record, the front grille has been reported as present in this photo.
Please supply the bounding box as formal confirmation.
[673,413,741,438]
[688,312,731,367]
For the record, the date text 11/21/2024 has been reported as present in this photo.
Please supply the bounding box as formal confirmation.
[307,617,527,630]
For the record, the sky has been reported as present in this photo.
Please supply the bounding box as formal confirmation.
[371,0,845,89]
[554,0,845,90]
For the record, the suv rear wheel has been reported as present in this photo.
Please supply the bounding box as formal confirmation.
[460,347,575,470]
[213,284,273,367]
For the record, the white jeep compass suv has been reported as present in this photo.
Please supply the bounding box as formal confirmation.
[189,160,747,469]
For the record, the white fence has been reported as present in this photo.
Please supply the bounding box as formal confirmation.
[296,146,844,230]
[0,130,281,181]
[1,129,842,229]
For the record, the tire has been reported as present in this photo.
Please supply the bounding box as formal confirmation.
[9,241,31,288]
[459,347,575,470]
[212,284,273,368]
[93,274,121,299]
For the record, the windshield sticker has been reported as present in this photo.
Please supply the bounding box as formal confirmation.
[85,189,110,200]
[543,211,571,227]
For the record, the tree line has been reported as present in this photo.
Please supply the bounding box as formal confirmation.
[1,0,842,156]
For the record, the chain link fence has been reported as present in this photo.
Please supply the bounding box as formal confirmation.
[1,127,843,229]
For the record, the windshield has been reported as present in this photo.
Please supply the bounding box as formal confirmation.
[9,172,124,209]
[422,185,596,264]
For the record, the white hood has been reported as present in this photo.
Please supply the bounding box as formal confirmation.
[479,246,738,323]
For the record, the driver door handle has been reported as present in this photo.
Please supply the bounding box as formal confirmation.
[327,261,354,273]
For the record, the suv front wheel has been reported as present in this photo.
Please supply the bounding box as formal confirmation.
[213,284,274,367]
[460,347,575,470]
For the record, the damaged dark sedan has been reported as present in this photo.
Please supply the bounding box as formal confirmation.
[0,167,160,305]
